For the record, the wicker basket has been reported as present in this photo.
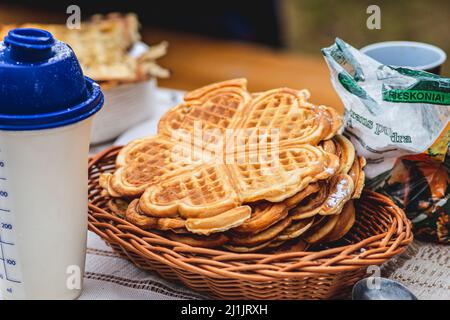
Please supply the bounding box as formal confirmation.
[88,146,413,300]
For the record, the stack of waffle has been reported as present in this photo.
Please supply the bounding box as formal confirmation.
[0,13,170,85]
[100,79,365,252]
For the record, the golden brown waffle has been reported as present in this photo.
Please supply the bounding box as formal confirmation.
[302,200,356,244]
[272,239,310,253]
[223,240,274,253]
[237,88,341,147]
[321,200,356,243]
[106,198,129,219]
[185,206,251,235]
[126,199,186,231]
[98,79,367,252]
[233,202,288,234]
[0,13,169,82]
[223,186,322,248]
[136,145,339,219]
[102,79,341,220]
[303,214,340,243]
[100,137,200,197]
[226,144,340,203]
[158,78,251,141]
[229,217,292,246]
[224,187,326,250]
[127,179,319,237]
[166,232,229,248]
[276,217,315,241]
[333,135,356,174]
[232,182,319,236]
[349,156,366,199]
[289,174,354,219]
[139,164,241,219]
[288,136,363,220]
[222,135,363,251]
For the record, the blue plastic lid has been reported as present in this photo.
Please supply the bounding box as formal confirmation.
[0,28,104,130]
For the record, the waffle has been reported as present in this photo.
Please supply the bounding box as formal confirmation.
[320,200,356,243]
[126,199,186,231]
[276,217,315,241]
[223,241,274,253]
[272,239,309,253]
[303,214,340,244]
[166,232,229,248]
[233,202,289,234]
[158,78,251,142]
[226,173,354,250]
[0,13,169,83]
[139,164,241,219]
[128,180,319,237]
[232,182,319,236]
[102,79,341,217]
[350,156,366,199]
[106,198,129,219]
[289,174,354,220]
[303,200,355,244]
[333,135,356,174]
[136,144,339,220]
[98,79,366,252]
[100,137,200,197]
[185,206,251,235]
[288,136,364,220]
[237,88,341,147]
[226,144,340,203]
[229,217,292,246]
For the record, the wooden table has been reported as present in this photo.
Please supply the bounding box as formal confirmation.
[0,4,343,111]
[143,30,342,111]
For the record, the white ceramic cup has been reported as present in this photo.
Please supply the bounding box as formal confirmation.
[0,118,93,299]
[361,41,447,74]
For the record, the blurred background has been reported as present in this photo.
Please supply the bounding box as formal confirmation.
[0,0,449,95]
[1,0,448,68]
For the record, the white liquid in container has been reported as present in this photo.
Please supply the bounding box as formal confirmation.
[0,119,92,299]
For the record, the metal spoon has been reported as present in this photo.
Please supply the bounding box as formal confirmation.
[352,277,418,300]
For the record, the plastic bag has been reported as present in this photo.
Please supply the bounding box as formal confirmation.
[322,39,449,244]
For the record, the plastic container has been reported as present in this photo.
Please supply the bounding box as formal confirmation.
[361,41,447,75]
[0,28,104,299]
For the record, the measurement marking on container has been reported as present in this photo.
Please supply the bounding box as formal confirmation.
[0,178,6,181]
[0,239,14,245]
[0,208,10,212]
[0,233,21,284]
[0,234,9,281]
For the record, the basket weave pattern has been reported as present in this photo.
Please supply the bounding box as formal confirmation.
[88,146,413,299]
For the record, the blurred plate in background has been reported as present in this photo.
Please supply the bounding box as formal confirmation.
[114,87,184,146]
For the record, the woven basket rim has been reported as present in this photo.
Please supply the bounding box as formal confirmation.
[88,146,413,282]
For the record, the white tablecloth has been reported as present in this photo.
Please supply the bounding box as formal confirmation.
[80,231,207,300]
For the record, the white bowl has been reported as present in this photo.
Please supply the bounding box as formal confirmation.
[90,78,157,144]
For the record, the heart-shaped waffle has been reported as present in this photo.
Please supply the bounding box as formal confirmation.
[101,79,343,235]
[236,87,341,147]
[100,137,200,197]
[158,78,251,141]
